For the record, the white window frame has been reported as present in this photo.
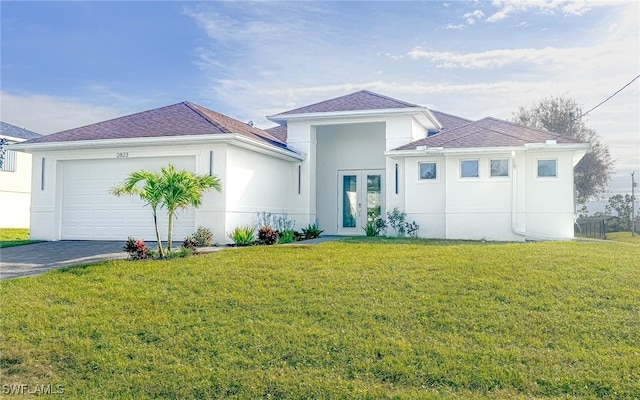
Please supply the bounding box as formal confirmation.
[537,158,558,178]
[460,159,479,178]
[418,161,438,181]
[489,159,509,178]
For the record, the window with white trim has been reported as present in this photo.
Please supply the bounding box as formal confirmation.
[419,162,437,180]
[490,159,509,177]
[537,159,557,177]
[460,160,479,178]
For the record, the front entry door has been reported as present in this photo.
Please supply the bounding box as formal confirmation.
[338,170,384,235]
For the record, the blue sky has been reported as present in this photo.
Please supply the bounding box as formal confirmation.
[1,1,638,196]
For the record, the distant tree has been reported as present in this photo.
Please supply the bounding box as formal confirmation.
[512,95,615,203]
[607,194,636,231]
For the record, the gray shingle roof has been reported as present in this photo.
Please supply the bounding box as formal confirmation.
[277,90,420,115]
[430,110,473,132]
[0,121,42,141]
[25,102,287,148]
[265,125,288,143]
[395,116,584,150]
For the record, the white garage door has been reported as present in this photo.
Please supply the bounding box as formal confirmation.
[61,157,196,241]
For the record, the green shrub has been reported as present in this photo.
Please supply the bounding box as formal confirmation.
[228,225,256,246]
[301,222,323,240]
[386,207,407,237]
[363,217,387,236]
[170,247,192,259]
[405,220,420,237]
[192,226,213,247]
[278,229,295,244]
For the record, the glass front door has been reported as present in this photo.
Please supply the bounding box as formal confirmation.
[338,170,384,235]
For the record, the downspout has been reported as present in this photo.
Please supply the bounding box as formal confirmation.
[511,151,558,241]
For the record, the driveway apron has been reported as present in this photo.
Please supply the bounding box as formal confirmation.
[0,241,126,280]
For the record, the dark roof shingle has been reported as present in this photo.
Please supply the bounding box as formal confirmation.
[395,116,584,150]
[277,90,420,115]
[25,102,287,148]
[265,125,288,143]
[1,121,42,141]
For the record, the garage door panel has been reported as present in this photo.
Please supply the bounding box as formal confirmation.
[61,157,196,241]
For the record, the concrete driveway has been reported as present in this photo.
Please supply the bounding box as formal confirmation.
[0,241,127,280]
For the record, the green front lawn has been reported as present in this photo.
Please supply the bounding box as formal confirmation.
[1,240,639,399]
[606,231,640,245]
[0,228,41,248]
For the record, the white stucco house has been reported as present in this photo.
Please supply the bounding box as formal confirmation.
[12,91,589,242]
[1,122,42,228]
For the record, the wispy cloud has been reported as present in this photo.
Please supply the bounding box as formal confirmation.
[486,0,615,23]
[463,9,484,24]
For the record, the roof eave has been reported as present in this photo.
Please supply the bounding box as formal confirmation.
[267,107,435,124]
[385,142,591,158]
[9,134,306,162]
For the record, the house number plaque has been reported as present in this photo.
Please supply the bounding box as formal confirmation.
[116,152,129,158]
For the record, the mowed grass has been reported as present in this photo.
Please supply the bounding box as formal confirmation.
[607,231,640,245]
[0,228,40,248]
[1,240,639,399]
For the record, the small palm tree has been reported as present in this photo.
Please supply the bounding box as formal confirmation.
[159,164,222,250]
[111,170,166,258]
[112,164,222,257]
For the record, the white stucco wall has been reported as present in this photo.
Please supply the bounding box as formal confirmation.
[27,143,227,242]
[223,144,297,239]
[1,138,34,228]
[522,150,577,238]
[444,153,519,241]
[283,121,317,228]
[315,122,386,234]
[404,156,447,238]
[396,147,582,241]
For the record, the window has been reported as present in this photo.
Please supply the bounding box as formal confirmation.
[0,149,16,172]
[538,159,557,177]
[460,160,479,178]
[490,159,509,177]
[419,162,437,180]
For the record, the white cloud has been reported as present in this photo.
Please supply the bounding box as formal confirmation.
[408,34,637,77]
[463,9,484,24]
[0,91,124,135]
[445,23,465,30]
[486,0,618,23]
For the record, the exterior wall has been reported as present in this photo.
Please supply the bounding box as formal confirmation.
[403,156,446,238]
[315,123,386,234]
[522,150,577,238]
[0,138,34,228]
[223,144,296,239]
[444,153,520,241]
[28,143,227,241]
[397,148,580,241]
[385,116,414,151]
[286,114,426,235]
[285,121,317,228]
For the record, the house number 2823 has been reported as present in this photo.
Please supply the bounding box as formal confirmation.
[116,152,129,158]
